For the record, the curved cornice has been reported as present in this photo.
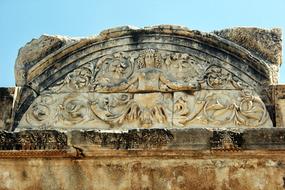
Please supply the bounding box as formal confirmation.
[15,25,280,91]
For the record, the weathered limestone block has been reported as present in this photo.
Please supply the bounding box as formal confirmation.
[0,128,284,189]
[0,88,14,130]
[273,85,285,128]
[0,157,285,190]
[15,35,77,86]
[214,27,282,65]
[214,27,282,85]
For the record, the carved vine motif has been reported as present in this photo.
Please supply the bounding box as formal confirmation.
[49,63,96,92]
[18,51,273,129]
[173,66,269,127]
[172,65,270,128]
[20,93,172,129]
[48,49,207,93]
[25,95,55,126]
[56,95,92,125]
[94,52,135,87]
[173,90,270,127]
[90,93,172,128]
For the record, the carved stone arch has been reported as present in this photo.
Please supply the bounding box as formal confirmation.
[12,25,280,130]
[19,26,273,92]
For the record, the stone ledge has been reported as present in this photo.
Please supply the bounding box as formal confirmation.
[0,128,285,158]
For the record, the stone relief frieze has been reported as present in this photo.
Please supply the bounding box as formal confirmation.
[49,49,206,93]
[173,90,271,128]
[210,131,243,151]
[18,49,273,129]
[199,65,250,90]
[0,130,67,150]
[19,92,173,129]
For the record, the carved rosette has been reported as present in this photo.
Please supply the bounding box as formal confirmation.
[18,49,273,129]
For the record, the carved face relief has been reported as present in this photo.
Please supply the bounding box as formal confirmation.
[95,52,134,86]
[47,49,208,93]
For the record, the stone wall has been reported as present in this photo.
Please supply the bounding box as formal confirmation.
[0,128,284,189]
[1,157,285,190]
[0,25,284,190]
[0,88,14,130]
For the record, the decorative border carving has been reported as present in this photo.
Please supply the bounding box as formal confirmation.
[210,131,243,151]
[0,130,67,150]
[17,50,272,129]
[76,129,174,149]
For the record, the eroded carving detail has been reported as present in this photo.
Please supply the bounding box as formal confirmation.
[20,93,172,129]
[79,129,174,149]
[49,49,207,93]
[49,63,96,92]
[173,66,271,128]
[199,65,250,90]
[18,50,273,129]
[91,93,172,128]
[210,131,243,151]
[25,95,54,126]
[173,90,270,127]
[0,130,67,150]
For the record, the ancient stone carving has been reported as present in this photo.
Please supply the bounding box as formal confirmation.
[0,131,14,150]
[21,93,104,128]
[49,63,96,92]
[19,92,173,129]
[49,49,206,93]
[173,66,272,128]
[91,93,172,128]
[199,65,250,90]
[78,129,174,149]
[0,130,67,150]
[25,95,54,126]
[18,49,273,129]
[173,90,270,128]
[210,131,243,151]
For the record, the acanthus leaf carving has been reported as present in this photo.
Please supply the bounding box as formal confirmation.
[173,89,271,128]
[49,62,97,93]
[90,93,172,128]
[18,49,273,129]
[48,49,208,93]
[20,92,173,129]
[198,65,250,90]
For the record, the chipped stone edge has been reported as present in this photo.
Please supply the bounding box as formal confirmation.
[17,25,275,86]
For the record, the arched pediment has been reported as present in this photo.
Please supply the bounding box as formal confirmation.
[13,25,281,130]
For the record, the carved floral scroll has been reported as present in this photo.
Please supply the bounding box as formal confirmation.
[18,49,273,129]
[48,49,206,93]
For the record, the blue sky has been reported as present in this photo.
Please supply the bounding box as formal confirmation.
[0,0,284,86]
